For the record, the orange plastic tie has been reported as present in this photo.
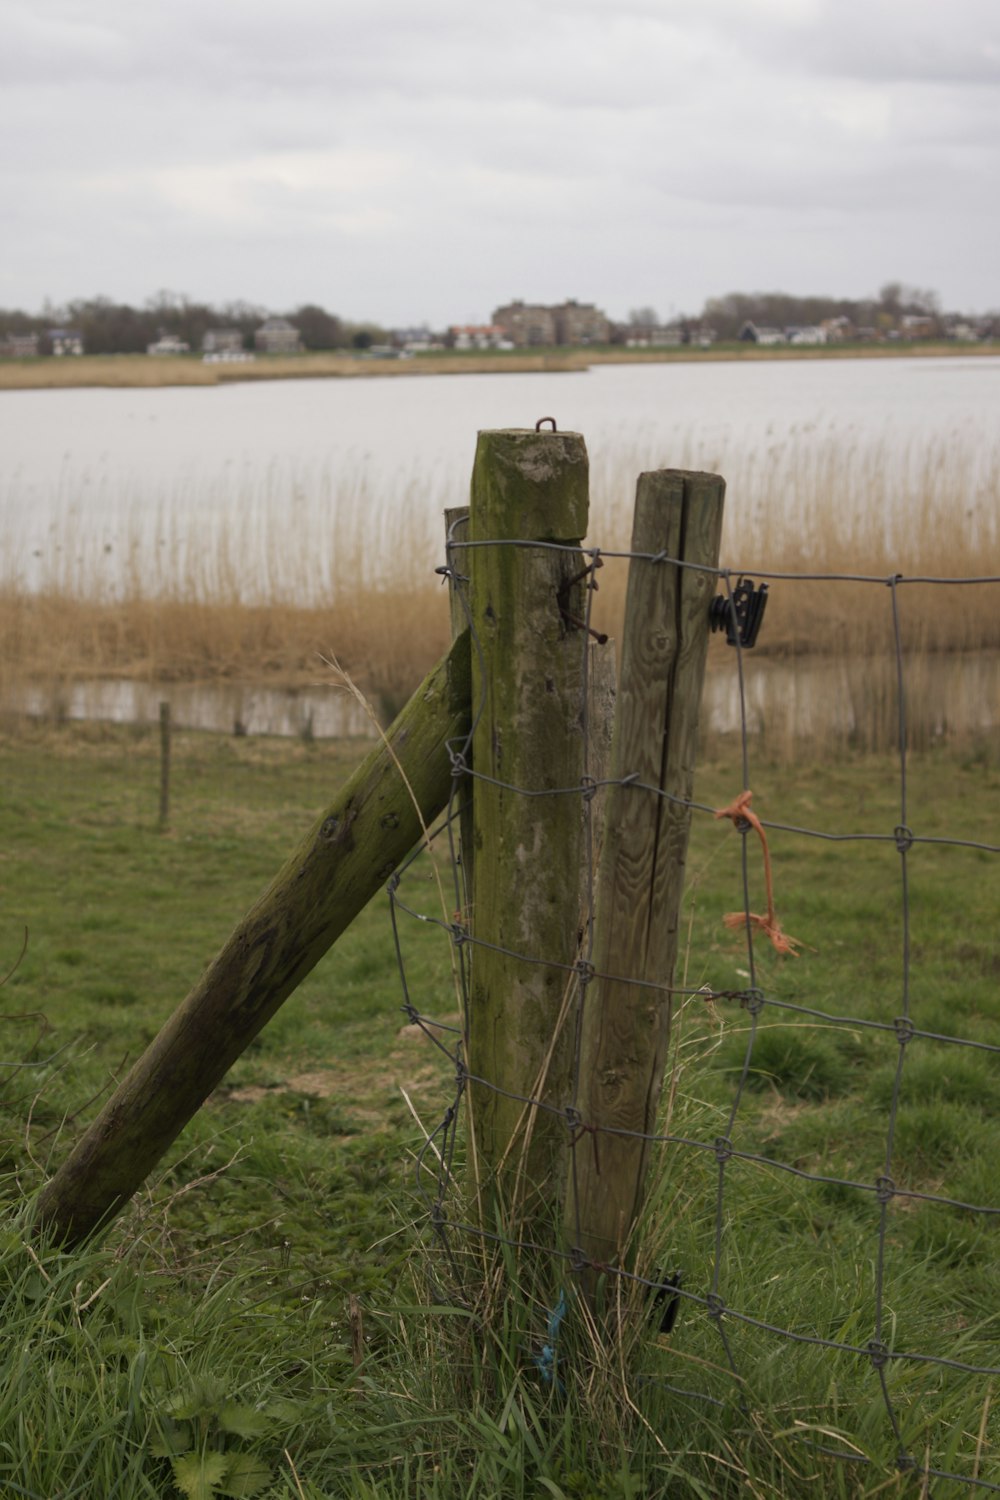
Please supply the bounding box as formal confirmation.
[714,790,800,957]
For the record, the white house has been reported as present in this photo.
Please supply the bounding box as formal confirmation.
[738,322,787,346]
[202,328,245,356]
[449,325,512,351]
[1,332,40,357]
[49,328,84,356]
[147,334,190,356]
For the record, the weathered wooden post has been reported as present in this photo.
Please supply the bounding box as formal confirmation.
[567,470,725,1276]
[35,635,471,1245]
[465,429,590,1229]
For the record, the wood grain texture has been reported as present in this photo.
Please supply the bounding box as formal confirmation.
[568,470,725,1272]
[581,639,617,924]
[36,633,472,1245]
[467,430,590,1222]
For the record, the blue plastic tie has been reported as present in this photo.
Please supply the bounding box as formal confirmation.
[533,1290,567,1387]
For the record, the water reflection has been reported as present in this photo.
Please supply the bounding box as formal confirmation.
[704,651,999,748]
[5,676,372,739]
[6,650,997,748]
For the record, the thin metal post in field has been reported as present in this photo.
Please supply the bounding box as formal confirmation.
[158,700,171,831]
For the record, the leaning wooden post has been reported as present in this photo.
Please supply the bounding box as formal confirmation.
[35,634,471,1246]
[567,470,725,1276]
[467,428,589,1231]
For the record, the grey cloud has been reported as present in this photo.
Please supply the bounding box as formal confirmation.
[2,0,998,318]
[696,0,1000,87]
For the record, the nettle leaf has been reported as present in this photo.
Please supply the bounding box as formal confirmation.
[149,1417,193,1457]
[217,1402,272,1439]
[165,1377,227,1421]
[170,1452,229,1500]
[216,1453,273,1497]
[262,1397,305,1425]
[96,1328,141,1359]
[171,1450,228,1500]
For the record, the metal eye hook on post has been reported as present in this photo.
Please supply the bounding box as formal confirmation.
[535,416,558,432]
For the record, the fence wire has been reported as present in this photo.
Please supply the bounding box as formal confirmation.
[387,529,1000,1494]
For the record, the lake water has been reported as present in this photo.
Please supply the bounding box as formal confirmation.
[2,355,999,597]
[2,356,997,741]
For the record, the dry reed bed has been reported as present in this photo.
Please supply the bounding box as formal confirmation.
[3,344,997,392]
[0,350,585,391]
[2,432,997,743]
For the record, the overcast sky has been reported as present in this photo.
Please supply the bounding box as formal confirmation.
[3,0,999,326]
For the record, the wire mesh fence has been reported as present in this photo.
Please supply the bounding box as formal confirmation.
[387,532,1000,1493]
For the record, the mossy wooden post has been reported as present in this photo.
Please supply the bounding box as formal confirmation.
[35,634,471,1246]
[466,428,589,1230]
[567,469,725,1277]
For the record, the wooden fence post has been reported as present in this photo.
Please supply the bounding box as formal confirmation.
[466,428,590,1230]
[567,469,725,1277]
[35,634,471,1246]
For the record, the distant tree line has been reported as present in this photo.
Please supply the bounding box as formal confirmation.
[621,284,998,343]
[697,283,949,340]
[0,292,386,354]
[2,283,996,355]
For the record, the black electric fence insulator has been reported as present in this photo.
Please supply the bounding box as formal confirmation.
[709,577,769,648]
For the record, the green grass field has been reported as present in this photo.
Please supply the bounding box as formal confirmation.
[1,721,998,1497]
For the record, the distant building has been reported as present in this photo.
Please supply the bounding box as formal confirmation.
[626,324,684,348]
[492,299,610,348]
[254,317,302,354]
[49,328,84,356]
[738,322,786,346]
[1,332,40,358]
[391,325,444,352]
[492,301,557,347]
[787,326,827,346]
[626,322,715,348]
[448,324,512,351]
[899,314,938,340]
[819,316,856,342]
[202,328,245,356]
[552,299,609,345]
[147,334,190,356]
